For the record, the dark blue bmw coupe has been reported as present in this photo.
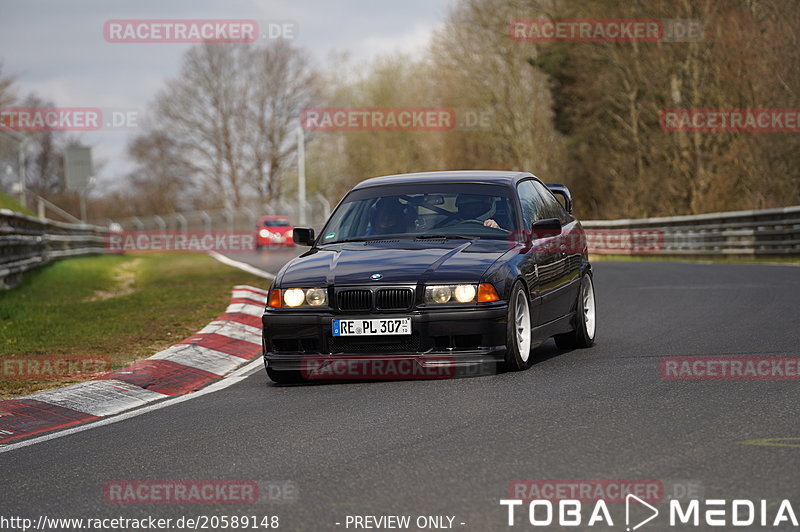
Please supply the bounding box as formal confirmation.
[262,171,595,383]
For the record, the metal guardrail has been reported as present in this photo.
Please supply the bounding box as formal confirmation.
[1,203,798,290]
[110,195,333,233]
[0,209,106,289]
[583,205,800,257]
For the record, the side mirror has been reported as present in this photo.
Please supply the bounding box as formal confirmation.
[292,227,315,246]
[531,218,562,239]
[546,183,572,214]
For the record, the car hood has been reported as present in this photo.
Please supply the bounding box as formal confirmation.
[278,240,511,286]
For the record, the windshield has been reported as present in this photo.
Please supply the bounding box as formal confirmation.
[262,219,290,227]
[318,185,518,244]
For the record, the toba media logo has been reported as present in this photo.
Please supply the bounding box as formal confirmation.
[500,496,799,529]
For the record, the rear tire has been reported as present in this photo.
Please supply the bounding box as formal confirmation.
[266,367,304,384]
[502,281,533,371]
[554,273,596,349]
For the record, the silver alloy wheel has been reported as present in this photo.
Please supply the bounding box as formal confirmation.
[582,275,596,340]
[514,289,532,362]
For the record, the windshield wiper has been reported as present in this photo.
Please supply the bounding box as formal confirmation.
[415,234,477,240]
[320,236,410,244]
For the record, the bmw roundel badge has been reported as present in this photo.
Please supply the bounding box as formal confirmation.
[370,273,382,280]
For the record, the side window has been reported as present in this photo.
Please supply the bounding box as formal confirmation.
[533,181,567,222]
[516,180,546,228]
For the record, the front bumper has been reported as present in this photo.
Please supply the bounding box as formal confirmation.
[263,304,508,373]
[257,237,294,247]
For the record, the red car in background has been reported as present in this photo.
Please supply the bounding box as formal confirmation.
[257,215,295,249]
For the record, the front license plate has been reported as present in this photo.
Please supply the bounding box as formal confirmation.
[332,318,411,336]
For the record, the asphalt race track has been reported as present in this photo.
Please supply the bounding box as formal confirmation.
[2,252,799,531]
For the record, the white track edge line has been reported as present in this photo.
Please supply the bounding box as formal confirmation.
[0,358,264,454]
[208,251,276,280]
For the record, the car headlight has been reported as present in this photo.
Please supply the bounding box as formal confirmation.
[425,284,477,304]
[424,283,498,304]
[454,284,476,303]
[305,288,326,306]
[280,287,328,308]
[283,288,306,307]
[429,286,452,303]
[259,229,270,238]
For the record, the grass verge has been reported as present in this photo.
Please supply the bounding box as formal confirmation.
[0,189,34,216]
[0,253,267,399]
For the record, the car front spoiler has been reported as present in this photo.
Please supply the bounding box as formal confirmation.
[263,304,508,378]
[265,351,506,380]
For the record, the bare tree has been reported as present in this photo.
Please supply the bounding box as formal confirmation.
[430,0,567,177]
[151,42,252,209]
[0,61,19,193]
[247,41,319,204]
[21,94,65,198]
[126,131,192,214]
[128,40,320,214]
[537,0,800,217]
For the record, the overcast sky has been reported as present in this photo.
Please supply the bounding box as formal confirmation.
[0,0,456,190]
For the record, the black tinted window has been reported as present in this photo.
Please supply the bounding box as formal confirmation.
[516,180,546,228]
[533,181,567,221]
[319,184,518,243]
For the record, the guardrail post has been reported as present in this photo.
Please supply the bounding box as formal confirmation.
[222,209,234,232]
[241,207,256,231]
[315,193,331,220]
[200,211,212,232]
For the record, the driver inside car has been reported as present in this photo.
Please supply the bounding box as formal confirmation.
[368,197,408,235]
[453,194,505,230]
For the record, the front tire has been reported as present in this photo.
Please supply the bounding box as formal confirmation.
[554,273,596,349]
[502,281,533,371]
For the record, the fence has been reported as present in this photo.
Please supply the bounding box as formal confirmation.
[583,205,800,257]
[109,195,332,233]
[2,203,798,289]
[0,209,106,289]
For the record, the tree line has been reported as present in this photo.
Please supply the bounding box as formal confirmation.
[1,0,798,221]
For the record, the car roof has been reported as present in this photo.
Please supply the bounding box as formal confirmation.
[352,170,535,190]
